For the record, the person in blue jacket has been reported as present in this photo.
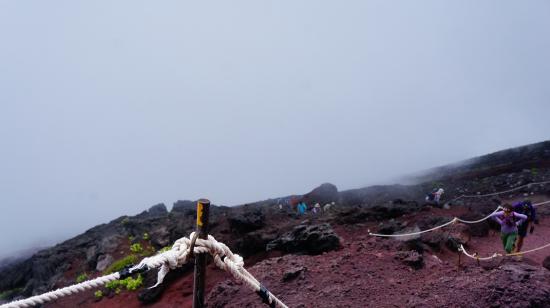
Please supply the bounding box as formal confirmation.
[513,200,538,253]
[297,202,307,215]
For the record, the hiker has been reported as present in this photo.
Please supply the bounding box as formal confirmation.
[297,202,307,215]
[324,201,335,212]
[513,200,538,253]
[425,188,445,208]
[489,204,528,254]
[313,203,321,214]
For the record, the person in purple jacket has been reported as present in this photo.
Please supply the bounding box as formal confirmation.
[513,200,538,253]
[490,204,528,254]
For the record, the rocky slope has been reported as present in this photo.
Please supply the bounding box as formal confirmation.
[1,140,550,307]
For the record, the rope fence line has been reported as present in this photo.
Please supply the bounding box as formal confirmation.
[446,180,550,204]
[369,181,550,238]
[459,242,550,261]
[0,273,121,308]
[1,233,288,308]
[368,206,503,238]
[368,218,458,238]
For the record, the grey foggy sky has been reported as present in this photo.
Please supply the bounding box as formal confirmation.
[1,1,549,257]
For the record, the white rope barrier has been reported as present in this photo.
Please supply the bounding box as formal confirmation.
[455,206,503,224]
[368,205,503,238]
[1,233,288,308]
[459,242,550,261]
[0,273,120,308]
[447,180,550,203]
[458,245,501,261]
[371,182,550,239]
[368,218,458,238]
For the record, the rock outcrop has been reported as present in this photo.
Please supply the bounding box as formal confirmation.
[266,223,341,255]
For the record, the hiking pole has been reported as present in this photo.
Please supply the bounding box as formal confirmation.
[193,199,210,308]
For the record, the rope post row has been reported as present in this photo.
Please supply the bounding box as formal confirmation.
[193,199,210,308]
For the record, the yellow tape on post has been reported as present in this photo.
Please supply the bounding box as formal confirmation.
[197,202,204,227]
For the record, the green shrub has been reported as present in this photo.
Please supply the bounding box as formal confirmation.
[76,273,88,283]
[105,275,143,292]
[94,290,103,299]
[0,288,23,300]
[128,235,135,242]
[103,255,138,274]
[125,274,143,291]
[142,233,149,240]
[130,243,143,254]
[158,246,172,253]
[121,217,130,225]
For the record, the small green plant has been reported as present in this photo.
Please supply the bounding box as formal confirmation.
[94,290,103,299]
[105,275,143,292]
[531,167,538,176]
[103,255,138,274]
[128,235,135,242]
[142,233,149,240]
[125,274,143,291]
[130,243,143,254]
[158,246,172,253]
[0,288,23,300]
[121,217,130,225]
[76,273,88,283]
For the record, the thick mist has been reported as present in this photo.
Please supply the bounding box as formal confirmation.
[1,1,550,257]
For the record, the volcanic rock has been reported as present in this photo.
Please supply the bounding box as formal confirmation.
[282,266,306,282]
[266,223,341,255]
[228,210,265,233]
[394,250,424,270]
[302,183,338,205]
[95,254,114,272]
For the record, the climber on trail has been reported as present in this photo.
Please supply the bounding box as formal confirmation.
[426,188,445,208]
[490,204,528,254]
[297,201,307,215]
[513,200,538,253]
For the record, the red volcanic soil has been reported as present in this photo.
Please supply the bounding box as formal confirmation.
[47,201,550,308]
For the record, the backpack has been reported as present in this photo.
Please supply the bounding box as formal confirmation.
[426,193,435,201]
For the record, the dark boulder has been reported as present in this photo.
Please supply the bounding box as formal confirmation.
[394,250,424,270]
[266,223,341,255]
[445,224,470,252]
[543,256,550,271]
[456,212,490,237]
[333,206,371,224]
[171,200,197,216]
[233,230,278,257]
[370,200,421,220]
[228,210,265,233]
[376,220,407,235]
[282,266,306,282]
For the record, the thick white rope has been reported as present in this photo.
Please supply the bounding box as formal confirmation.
[459,242,550,261]
[368,205,504,238]
[0,273,120,308]
[534,200,550,206]
[458,245,501,261]
[447,180,550,203]
[371,196,550,238]
[455,206,503,224]
[1,233,288,308]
